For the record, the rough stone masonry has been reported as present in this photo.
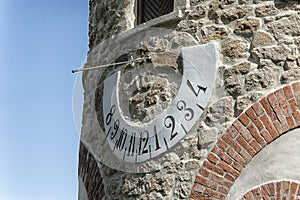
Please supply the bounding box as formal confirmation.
[79,0,300,199]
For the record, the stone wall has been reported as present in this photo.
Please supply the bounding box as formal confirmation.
[79,0,300,199]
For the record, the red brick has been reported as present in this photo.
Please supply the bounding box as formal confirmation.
[250,139,262,153]
[217,140,228,151]
[204,188,226,199]
[283,85,294,100]
[251,188,261,200]
[207,153,219,164]
[248,124,266,147]
[224,173,235,182]
[276,182,281,199]
[227,147,247,166]
[192,183,205,193]
[292,82,300,106]
[210,172,233,188]
[292,82,300,92]
[276,89,293,116]
[267,182,275,196]
[246,108,264,130]
[273,120,284,135]
[227,125,238,138]
[273,105,290,132]
[232,162,243,172]
[289,98,298,113]
[222,133,242,153]
[236,135,256,156]
[234,120,255,143]
[282,181,290,196]
[203,160,224,176]
[190,191,209,200]
[239,113,251,126]
[261,185,268,200]
[268,93,279,107]
[287,116,296,129]
[239,149,252,163]
[199,168,210,178]
[252,102,264,116]
[260,98,277,121]
[275,88,285,100]
[290,182,298,200]
[218,151,233,165]
[217,185,229,194]
[218,160,240,178]
[244,191,253,200]
[293,111,300,126]
[260,114,279,139]
[195,176,218,190]
[261,130,273,144]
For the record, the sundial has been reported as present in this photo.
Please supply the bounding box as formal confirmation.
[101,44,216,163]
[75,27,217,172]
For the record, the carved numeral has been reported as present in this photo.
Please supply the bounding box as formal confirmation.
[138,131,149,154]
[164,116,178,141]
[115,128,127,150]
[110,119,119,139]
[127,132,136,156]
[154,126,161,151]
[105,105,116,125]
[187,79,207,97]
[177,100,194,121]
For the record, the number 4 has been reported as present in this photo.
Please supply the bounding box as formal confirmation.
[187,79,207,97]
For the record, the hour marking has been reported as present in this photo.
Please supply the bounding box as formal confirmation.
[135,149,138,163]
[149,145,152,159]
[181,124,188,134]
[123,148,126,160]
[164,138,169,150]
[197,104,205,111]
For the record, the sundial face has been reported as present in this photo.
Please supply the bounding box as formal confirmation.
[100,44,216,163]
[77,27,217,172]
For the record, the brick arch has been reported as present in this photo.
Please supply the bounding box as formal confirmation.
[240,181,300,200]
[190,81,300,199]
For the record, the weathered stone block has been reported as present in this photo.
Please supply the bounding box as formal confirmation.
[225,75,244,96]
[205,96,235,127]
[222,39,249,59]
[267,14,300,38]
[253,0,272,3]
[281,68,300,84]
[234,18,260,36]
[210,0,236,9]
[245,67,276,91]
[225,62,252,76]
[251,45,291,63]
[255,4,279,17]
[237,92,263,112]
[200,25,231,42]
[251,31,275,47]
[188,4,207,20]
[219,6,252,24]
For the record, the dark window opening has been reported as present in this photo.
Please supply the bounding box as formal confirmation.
[137,0,174,25]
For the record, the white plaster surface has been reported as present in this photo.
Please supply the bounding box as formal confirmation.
[78,176,89,200]
[227,128,300,200]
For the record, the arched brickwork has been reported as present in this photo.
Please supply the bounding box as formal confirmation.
[78,142,105,200]
[240,181,300,200]
[190,81,300,199]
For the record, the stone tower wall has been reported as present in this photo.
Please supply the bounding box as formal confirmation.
[79,0,300,199]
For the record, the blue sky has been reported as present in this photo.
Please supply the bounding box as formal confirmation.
[0,1,88,199]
